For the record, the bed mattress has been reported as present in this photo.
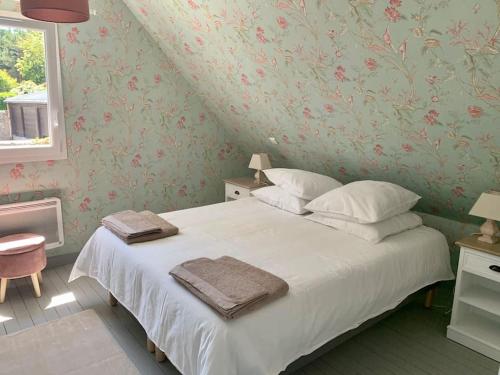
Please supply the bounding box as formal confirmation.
[70,198,454,375]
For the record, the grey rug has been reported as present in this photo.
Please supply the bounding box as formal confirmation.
[0,309,139,375]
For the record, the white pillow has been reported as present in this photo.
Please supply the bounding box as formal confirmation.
[304,180,421,223]
[305,212,423,243]
[263,168,342,200]
[251,186,310,215]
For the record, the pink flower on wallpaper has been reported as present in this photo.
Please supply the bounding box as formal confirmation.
[177,116,186,129]
[424,110,439,125]
[277,16,288,29]
[218,149,226,160]
[324,104,334,113]
[383,28,392,45]
[241,74,250,86]
[335,66,346,81]
[384,7,401,22]
[390,0,402,7]
[131,153,142,167]
[46,160,55,167]
[195,36,204,46]
[73,116,86,132]
[276,1,290,9]
[139,7,147,16]
[103,112,112,124]
[338,167,347,176]
[154,149,165,159]
[108,191,117,200]
[303,107,312,119]
[66,27,79,43]
[199,113,206,123]
[188,0,200,9]
[256,27,267,43]
[128,76,138,91]
[402,143,414,152]
[99,27,109,38]
[452,186,464,198]
[184,43,193,54]
[282,135,290,144]
[256,68,265,78]
[177,185,188,197]
[200,179,206,189]
[154,74,162,84]
[467,105,482,118]
[374,144,384,156]
[79,197,91,212]
[365,58,378,71]
[431,96,439,102]
[9,163,24,179]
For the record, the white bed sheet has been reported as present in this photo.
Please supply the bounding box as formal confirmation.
[69,198,454,375]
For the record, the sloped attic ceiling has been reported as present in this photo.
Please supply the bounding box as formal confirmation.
[123,0,500,223]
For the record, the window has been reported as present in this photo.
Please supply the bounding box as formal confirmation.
[0,12,66,164]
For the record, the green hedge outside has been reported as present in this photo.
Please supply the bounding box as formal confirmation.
[0,92,15,110]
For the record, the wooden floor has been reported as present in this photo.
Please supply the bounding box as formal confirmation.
[0,265,498,375]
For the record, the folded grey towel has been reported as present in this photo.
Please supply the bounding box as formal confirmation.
[102,210,179,244]
[102,210,161,238]
[169,256,289,319]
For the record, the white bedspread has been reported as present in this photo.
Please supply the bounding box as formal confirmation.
[69,198,454,375]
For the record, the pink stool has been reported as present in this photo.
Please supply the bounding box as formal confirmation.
[0,233,46,303]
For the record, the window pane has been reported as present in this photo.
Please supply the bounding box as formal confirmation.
[0,24,49,147]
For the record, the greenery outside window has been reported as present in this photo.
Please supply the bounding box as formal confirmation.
[0,11,66,164]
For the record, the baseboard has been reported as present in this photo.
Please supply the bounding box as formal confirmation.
[46,252,79,269]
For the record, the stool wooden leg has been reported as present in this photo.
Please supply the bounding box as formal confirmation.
[155,347,167,362]
[30,273,41,298]
[0,278,7,304]
[37,271,43,284]
[424,288,436,309]
[108,292,118,307]
[146,337,155,353]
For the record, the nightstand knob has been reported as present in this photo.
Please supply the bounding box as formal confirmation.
[489,265,500,273]
[234,190,240,195]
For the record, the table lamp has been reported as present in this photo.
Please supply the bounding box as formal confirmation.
[469,190,500,244]
[248,153,271,184]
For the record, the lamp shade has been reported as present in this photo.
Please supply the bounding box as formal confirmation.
[21,0,90,23]
[469,191,500,221]
[248,153,271,170]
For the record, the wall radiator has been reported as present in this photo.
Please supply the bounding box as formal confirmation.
[0,198,64,250]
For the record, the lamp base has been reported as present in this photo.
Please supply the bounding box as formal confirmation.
[477,219,498,244]
[254,170,265,185]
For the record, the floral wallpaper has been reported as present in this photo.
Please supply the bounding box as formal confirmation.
[123,0,499,225]
[0,0,247,256]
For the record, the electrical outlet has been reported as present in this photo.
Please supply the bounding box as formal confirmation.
[268,137,278,145]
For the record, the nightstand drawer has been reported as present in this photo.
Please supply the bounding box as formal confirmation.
[225,183,251,200]
[463,250,500,283]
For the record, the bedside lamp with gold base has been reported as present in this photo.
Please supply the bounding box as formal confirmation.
[469,190,500,244]
[248,153,271,184]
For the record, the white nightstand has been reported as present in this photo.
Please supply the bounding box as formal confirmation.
[224,177,266,202]
[447,235,500,362]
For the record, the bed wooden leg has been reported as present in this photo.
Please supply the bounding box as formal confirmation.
[146,337,155,353]
[424,288,436,309]
[155,347,167,362]
[108,292,118,307]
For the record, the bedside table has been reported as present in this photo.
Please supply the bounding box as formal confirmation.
[224,177,266,202]
[447,235,500,362]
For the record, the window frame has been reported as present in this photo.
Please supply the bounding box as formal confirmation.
[0,11,66,164]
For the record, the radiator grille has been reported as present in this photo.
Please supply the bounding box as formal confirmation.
[0,198,64,249]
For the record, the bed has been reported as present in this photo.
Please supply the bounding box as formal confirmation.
[69,197,454,375]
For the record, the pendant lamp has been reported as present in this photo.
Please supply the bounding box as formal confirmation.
[21,0,90,23]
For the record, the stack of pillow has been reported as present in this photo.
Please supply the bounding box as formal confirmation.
[251,168,343,214]
[251,169,423,244]
[304,180,423,243]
